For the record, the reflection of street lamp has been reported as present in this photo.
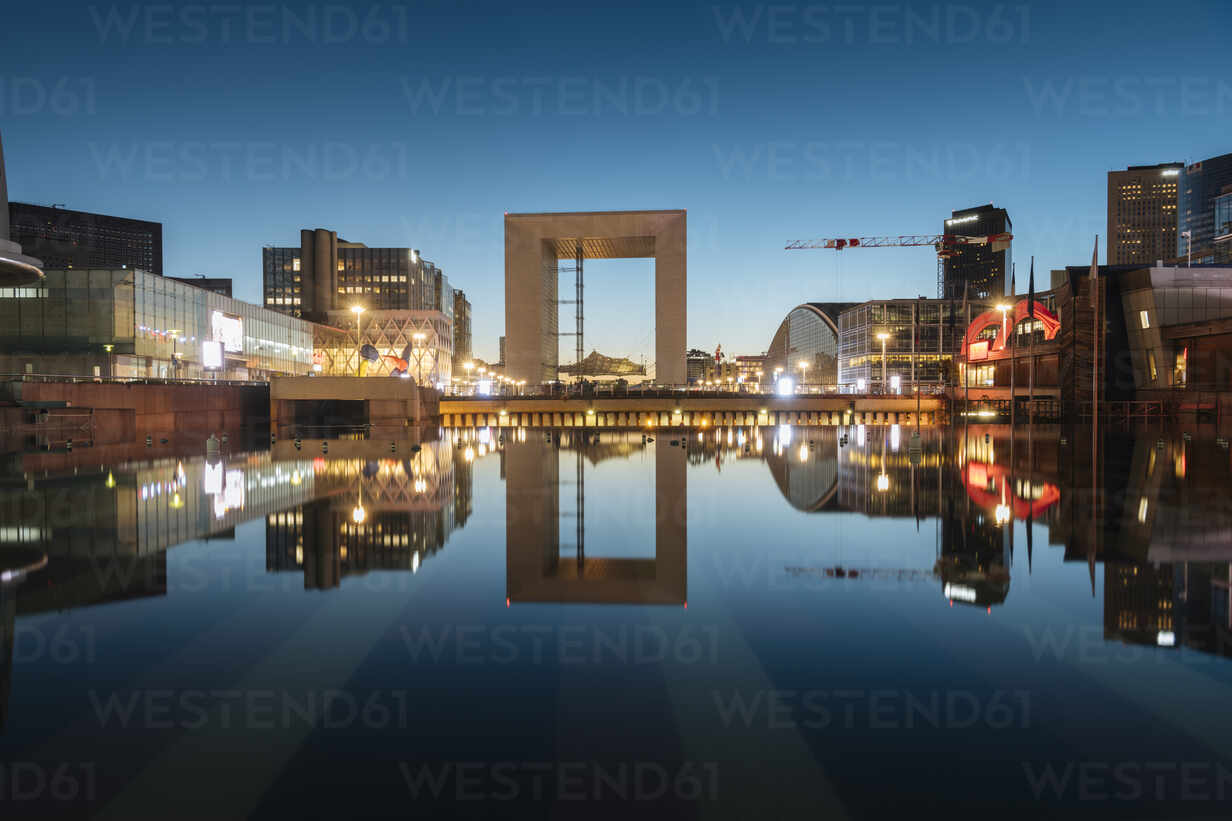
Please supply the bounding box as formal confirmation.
[876,472,890,492]
[352,486,366,524]
[876,332,890,393]
[350,305,365,376]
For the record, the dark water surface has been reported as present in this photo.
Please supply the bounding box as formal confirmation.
[2,424,1232,819]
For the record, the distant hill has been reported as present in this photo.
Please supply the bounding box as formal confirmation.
[558,350,646,376]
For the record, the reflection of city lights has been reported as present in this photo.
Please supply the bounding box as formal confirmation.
[995,503,1011,525]
[478,444,487,457]
[876,473,889,492]
[778,424,791,445]
[857,425,866,447]
[890,424,901,451]
[1156,630,1176,646]
[352,504,366,524]
[105,471,115,489]
[756,436,763,453]
[944,583,977,603]
[798,443,809,462]
[295,545,303,565]
[1137,497,1149,523]
[412,552,420,573]
[464,447,475,462]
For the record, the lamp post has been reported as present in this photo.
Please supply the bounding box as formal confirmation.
[350,305,365,376]
[755,369,764,393]
[797,360,809,394]
[876,332,890,395]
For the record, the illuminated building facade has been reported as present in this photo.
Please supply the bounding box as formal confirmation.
[839,298,987,392]
[1107,163,1182,265]
[765,303,852,389]
[1179,153,1232,262]
[941,204,1012,300]
[0,268,315,380]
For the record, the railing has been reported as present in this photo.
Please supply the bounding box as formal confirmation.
[443,382,950,400]
[0,373,269,387]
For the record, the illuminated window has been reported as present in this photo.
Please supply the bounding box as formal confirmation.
[1139,310,1150,329]
[292,258,301,272]
[1146,350,1157,382]
[1174,348,1187,387]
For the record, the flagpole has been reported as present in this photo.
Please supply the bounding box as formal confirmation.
[1028,256,1035,426]
[1010,263,1016,427]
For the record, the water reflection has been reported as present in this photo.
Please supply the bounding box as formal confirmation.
[1,423,1232,743]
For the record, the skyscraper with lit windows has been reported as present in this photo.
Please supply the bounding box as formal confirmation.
[1107,163,1182,265]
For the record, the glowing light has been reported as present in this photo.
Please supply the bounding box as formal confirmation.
[876,473,889,492]
[776,376,794,396]
[995,503,1011,525]
[798,443,809,462]
[944,583,977,602]
[778,424,792,445]
[351,504,366,524]
[1138,497,1149,523]
[1157,630,1176,646]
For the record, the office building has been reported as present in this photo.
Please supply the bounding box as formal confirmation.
[264,229,457,383]
[734,354,766,386]
[452,289,472,373]
[0,268,315,380]
[1107,163,1182,265]
[1179,153,1232,262]
[263,229,452,319]
[8,202,162,275]
[765,303,854,388]
[839,298,990,391]
[1214,190,1232,263]
[941,204,1012,300]
[686,349,710,384]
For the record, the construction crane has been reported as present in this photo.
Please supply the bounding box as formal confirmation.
[785,232,1013,297]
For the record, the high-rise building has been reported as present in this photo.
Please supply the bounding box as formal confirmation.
[1215,190,1232,264]
[263,229,450,320]
[941,204,1011,301]
[8,202,162,274]
[1107,163,1182,265]
[452,289,472,372]
[1179,153,1232,262]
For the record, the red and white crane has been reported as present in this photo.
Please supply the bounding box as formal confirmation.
[784,232,1012,296]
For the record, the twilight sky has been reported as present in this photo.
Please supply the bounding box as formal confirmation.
[3,0,1230,364]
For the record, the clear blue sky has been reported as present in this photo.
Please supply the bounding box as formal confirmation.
[3,0,1230,363]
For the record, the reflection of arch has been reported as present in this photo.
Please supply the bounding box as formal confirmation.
[506,441,685,604]
[962,300,1060,360]
[764,430,840,511]
[962,461,1060,519]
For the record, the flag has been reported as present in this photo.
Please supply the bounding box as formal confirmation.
[1027,256,1035,320]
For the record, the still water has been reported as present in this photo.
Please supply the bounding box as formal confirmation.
[1,424,1231,818]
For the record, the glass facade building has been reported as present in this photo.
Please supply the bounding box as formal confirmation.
[0,269,315,380]
[1179,153,1232,262]
[765,303,851,388]
[839,299,990,391]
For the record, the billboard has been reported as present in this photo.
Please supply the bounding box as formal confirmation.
[202,340,223,370]
[211,311,243,353]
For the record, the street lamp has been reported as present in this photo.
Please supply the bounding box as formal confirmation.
[995,304,1012,350]
[876,332,890,394]
[350,305,365,376]
[797,359,809,392]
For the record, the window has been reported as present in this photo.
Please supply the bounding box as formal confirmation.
[292,258,301,272]
[1146,350,1157,382]
[1174,348,1187,387]
[1139,310,1150,329]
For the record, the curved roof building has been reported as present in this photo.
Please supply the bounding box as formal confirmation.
[765,302,855,387]
[0,131,45,287]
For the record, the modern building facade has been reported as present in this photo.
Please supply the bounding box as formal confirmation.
[8,202,162,275]
[686,349,710,384]
[1214,191,1232,264]
[1107,163,1183,265]
[452,289,472,374]
[1179,153,1232,262]
[263,229,452,320]
[0,268,315,380]
[765,303,853,388]
[839,298,990,392]
[941,204,1012,300]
